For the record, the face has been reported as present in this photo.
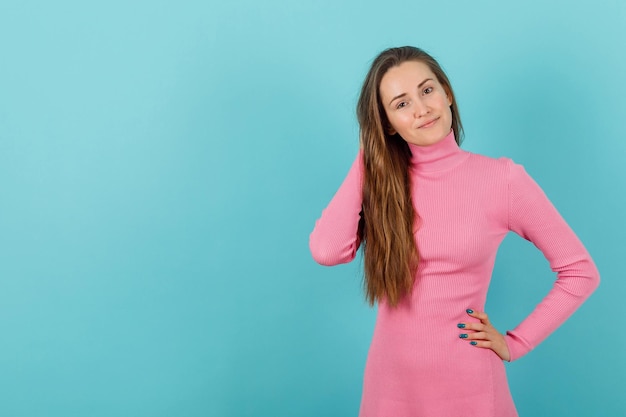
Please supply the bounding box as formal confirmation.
[379,60,453,146]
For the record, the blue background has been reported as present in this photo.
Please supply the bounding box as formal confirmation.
[1,0,624,416]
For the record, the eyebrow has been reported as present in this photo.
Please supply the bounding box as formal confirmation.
[388,78,433,106]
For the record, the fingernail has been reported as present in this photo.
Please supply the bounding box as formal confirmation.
[470,341,478,346]
[466,309,474,314]
[457,323,466,328]
[459,334,468,339]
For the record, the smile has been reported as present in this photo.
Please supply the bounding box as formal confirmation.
[418,118,439,129]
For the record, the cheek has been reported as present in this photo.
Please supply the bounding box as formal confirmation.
[389,113,412,130]
[442,107,453,130]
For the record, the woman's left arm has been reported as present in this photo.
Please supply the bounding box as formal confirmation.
[499,160,600,361]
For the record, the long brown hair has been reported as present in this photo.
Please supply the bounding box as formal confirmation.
[356,46,464,306]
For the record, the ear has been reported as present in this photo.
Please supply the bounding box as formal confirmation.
[386,125,397,135]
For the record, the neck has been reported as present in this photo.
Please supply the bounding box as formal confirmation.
[407,130,467,172]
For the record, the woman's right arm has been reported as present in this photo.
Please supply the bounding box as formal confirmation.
[309,150,364,266]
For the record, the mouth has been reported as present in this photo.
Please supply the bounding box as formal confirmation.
[418,117,439,129]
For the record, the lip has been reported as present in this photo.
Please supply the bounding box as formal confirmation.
[418,117,439,129]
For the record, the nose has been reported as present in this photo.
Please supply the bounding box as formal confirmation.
[413,98,429,117]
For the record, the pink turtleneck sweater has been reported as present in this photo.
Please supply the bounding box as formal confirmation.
[309,131,599,417]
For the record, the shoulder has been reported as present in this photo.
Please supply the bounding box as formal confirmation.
[463,152,533,178]
[461,151,514,177]
[466,153,547,203]
[458,152,542,198]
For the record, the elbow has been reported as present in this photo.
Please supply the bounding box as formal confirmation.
[589,264,601,293]
[582,269,600,303]
[568,260,601,298]
[581,270,600,300]
[309,234,357,266]
[554,257,600,299]
[310,249,341,266]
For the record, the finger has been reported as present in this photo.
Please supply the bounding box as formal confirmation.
[467,309,491,325]
[457,322,486,332]
[462,331,488,341]
[468,339,510,361]
[468,340,493,349]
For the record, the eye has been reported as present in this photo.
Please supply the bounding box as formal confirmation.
[423,86,434,95]
[396,101,408,109]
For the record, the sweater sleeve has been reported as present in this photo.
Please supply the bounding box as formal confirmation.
[309,151,364,266]
[503,160,600,361]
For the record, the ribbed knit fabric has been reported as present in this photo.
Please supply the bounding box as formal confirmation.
[309,130,600,417]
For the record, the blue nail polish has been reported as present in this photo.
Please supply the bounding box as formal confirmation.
[466,309,474,314]
[459,334,468,339]
[470,341,478,346]
[457,323,466,328]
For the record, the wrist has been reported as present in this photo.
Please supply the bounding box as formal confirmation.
[504,331,533,362]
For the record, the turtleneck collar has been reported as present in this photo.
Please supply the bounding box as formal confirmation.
[408,129,468,172]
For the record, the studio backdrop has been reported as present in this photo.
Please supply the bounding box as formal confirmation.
[0,0,624,416]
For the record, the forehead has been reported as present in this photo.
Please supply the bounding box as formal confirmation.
[379,61,439,100]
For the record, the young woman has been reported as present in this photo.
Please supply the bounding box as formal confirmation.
[309,46,599,417]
